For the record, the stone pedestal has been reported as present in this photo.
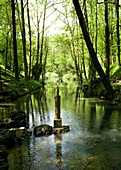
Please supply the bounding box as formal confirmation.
[54,87,62,128]
[54,118,62,128]
[53,88,69,132]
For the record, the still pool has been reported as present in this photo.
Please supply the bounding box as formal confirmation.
[5,85,121,170]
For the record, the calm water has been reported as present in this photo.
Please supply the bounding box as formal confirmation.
[2,84,121,170]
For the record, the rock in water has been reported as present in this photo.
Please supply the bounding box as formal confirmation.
[34,124,53,137]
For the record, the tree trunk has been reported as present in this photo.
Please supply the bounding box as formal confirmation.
[5,2,10,73]
[27,0,32,79]
[82,40,87,81]
[116,0,120,65]
[104,0,110,78]
[83,0,88,29]
[36,29,40,65]
[36,0,40,64]
[95,0,98,56]
[9,37,12,70]
[20,0,28,80]
[11,0,19,80]
[39,0,47,82]
[5,31,9,74]
[42,36,49,85]
[72,0,114,99]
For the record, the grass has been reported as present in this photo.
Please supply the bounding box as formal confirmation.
[0,66,42,101]
[8,79,42,96]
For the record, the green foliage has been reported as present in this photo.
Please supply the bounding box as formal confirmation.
[0,0,120,85]
[110,64,121,79]
[9,79,42,95]
[47,34,74,75]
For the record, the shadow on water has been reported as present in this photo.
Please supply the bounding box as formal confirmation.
[1,85,121,170]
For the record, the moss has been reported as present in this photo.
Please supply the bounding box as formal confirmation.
[1,79,42,102]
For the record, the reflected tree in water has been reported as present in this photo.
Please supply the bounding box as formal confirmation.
[100,106,113,130]
[75,86,81,106]
[33,88,49,122]
[13,87,50,128]
[0,105,15,121]
[88,102,96,132]
[29,96,35,128]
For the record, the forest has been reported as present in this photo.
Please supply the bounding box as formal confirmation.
[0,0,121,101]
[1,1,121,169]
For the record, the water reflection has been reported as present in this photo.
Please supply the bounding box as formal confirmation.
[75,86,81,105]
[2,85,121,170]
[54,134,63,167]
[8,140,30,170]
[16,87,50,129]
[100,106,114,130]
[88,102,96,132]
[73,87,121,132]
[0,104,15,121]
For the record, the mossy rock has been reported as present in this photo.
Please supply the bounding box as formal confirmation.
[34,124,53,137]
[0,145,8,160]
[4,131,16,148]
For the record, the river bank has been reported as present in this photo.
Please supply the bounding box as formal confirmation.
[0,79,42,103]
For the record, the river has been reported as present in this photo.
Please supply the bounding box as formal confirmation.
[1,84,121,170]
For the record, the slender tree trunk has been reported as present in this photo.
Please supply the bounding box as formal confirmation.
[40,0,47,64]
[69,40,80,82]
[5,31,9,74]
[90,1,96,88]
[83,0,96,88]
[76,17,83,84]
[104,0,110,78]
[116,0,120,65]
[27,0,32,79]
[82,40,87,81]
[95,0,98,57]
[5,2,10,73]
[72,0,114,99]
[42,36,49,85]
[9,37,12,70]
[20,0,28,79]
[36,0,40,64]
[109,5,114,64]
[16,0,22,33]
[83,0,88,29]
[36,28,40,65]
[67,18,80,82]
[11,0,19,80]
[40,0,47,83]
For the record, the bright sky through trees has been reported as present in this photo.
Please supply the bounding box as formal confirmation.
[28,0,65,35]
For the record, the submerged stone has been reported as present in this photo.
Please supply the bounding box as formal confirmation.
[34,124,53,137]
[53,125,70,134]
[34,124,70,137]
